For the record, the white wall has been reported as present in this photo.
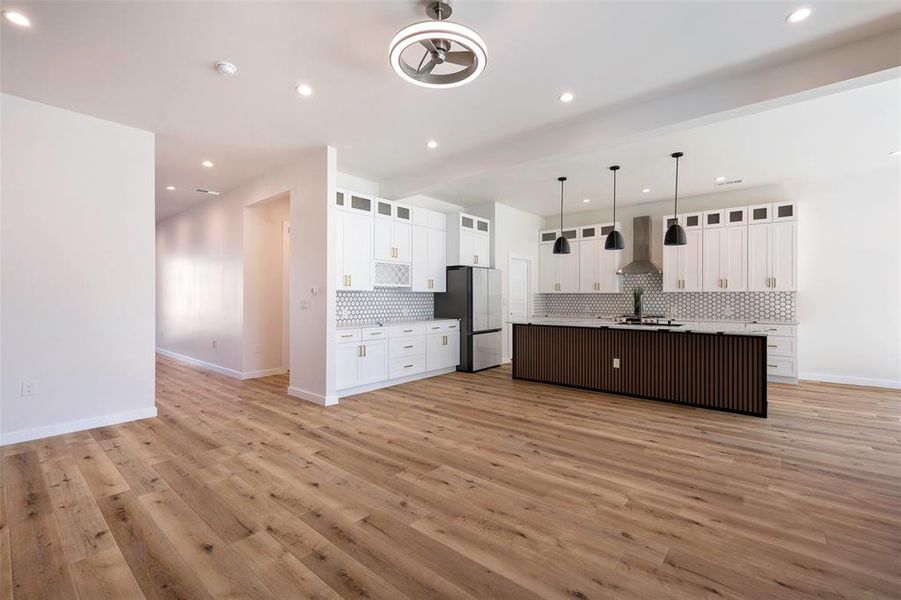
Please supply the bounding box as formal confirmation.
[243,195,289,374]
[155,152,339,402]
[541,169,901,387]
[1,94,156,444]
[156,193,245,374]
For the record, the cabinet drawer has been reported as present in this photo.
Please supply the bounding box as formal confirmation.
[766,336,796,357]
[425,320,459,334]
[361,327,387,340]
[335,329,361,343]
[766,357,796,377]
[389,336,426,358]
[389,355,426,379]
[757,324,796,336]
[389,323,426,338]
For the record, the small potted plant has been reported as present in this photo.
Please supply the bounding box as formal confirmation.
[633,286,644,318]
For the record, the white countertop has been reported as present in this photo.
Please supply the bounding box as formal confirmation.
[514,317,782,336]
[336,318,459,330]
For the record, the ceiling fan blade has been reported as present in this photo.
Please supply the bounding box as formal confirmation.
[418,58,437,74]
[445,51,474,67]
[420,39,438,54]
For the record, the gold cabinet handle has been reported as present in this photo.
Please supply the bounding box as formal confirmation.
[725,278,728,288]
[773,276,776,288]
[349,274,352,286]
[363,345,367,357]
[358,345,363,357]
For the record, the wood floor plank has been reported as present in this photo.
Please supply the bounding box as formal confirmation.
[3,450,79,600]
[3,355,900,599]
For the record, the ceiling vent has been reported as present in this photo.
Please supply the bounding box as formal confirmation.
[716,178,743,186]
[195,188,222,196]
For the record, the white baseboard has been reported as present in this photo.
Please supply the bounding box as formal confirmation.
[1,406,158,447]
[288,386,338,406]
[156,348,286,380]
[800,372,901,390]
[335,366,457,399]
[243,367,288,379]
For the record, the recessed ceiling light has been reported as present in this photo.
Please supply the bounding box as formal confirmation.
[890,150,901,157]
[642,188,651,194]
[165,186,176,191]
[582,198,591,204]
[215,61,237,76]
[296,83,313,97]
[202,160,214,168]
[786,7,812,23]
[427,140,438,149]
[2,11,30,27]
[715,176,726,182]
[559,92,574,103]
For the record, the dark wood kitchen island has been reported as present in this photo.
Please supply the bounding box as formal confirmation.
[513,322,768,417]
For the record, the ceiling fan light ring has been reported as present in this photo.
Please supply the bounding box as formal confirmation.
[389,21,487,89]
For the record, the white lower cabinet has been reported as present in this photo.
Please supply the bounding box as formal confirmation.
[427,332,460,371]
[335,320,460,395]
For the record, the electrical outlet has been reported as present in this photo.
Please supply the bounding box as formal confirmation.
[212,339,217,349]
[613,358,620,369]
[21,381,35,396]
[255,344,262,355]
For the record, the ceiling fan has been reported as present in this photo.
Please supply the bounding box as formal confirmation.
[389,1,487,89]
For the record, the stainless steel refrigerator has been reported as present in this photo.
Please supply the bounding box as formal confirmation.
[434,266,503,372]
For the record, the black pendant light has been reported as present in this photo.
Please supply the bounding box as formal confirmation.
[552,176,571,254]
[663,151,687,246]
[604,165,625,250]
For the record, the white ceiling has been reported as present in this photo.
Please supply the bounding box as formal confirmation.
[429,76,901,216]
[1,1,900,219]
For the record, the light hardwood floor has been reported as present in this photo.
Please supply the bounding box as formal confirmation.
[2,355,900,599]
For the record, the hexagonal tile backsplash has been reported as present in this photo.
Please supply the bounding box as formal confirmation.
[534,273,795,321]
[337,290,434,324]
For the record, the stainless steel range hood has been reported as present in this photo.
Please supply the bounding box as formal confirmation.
[617,216,661,275]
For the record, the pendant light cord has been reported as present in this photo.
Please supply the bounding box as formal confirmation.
[559,179,564,233]
[673,155,680,219]
[612,169,617,225]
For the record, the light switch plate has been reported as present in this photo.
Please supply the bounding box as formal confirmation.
[21,381,35,396]
[613,358,620,369]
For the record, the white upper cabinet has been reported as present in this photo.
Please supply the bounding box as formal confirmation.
[703,226,747,291]
[662,216,703,291]
[538,228,580,292]
[577,224,621,293]
[335,189,373,291]
[373,199,412,263]
[448,212,491,267]
[748,203,797,291]
[411,207,448,292]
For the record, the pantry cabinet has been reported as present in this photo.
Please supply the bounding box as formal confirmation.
[448,212,491,267]
[749,219,797,291]
[411,212,447,292]
[538,228,580,292]
[662,216,703,291]
[577,224,621,293]
[373,199,412,263]
[335,189,373,290]
[702,225,747,291]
